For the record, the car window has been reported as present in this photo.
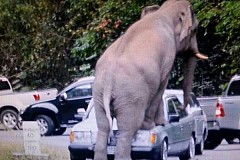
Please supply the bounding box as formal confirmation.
[173,98,188,118]
[191,94,200,107]
[176,93,196,108]
[0,81,11,91]
[66,84,92,99]
[227,80,240,96]
[167,100,177,115]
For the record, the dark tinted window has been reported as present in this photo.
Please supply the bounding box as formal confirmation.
[168,100,177,115]
[0,81,11,91]
[67,84,92,99]
[227,80,240,96]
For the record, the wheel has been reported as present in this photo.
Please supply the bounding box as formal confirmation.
[204,133,223,149]
[53,127,67,135]
[34,115,55,136]
[70,154,86,160]
[225,137,240,144]
[179,136,195,160]
[0,109,18,130]
[195,137,204,155]
[152,139,168,160]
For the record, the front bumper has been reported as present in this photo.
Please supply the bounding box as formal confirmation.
[68,143,155,160]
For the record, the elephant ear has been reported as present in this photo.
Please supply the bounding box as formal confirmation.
[180,5,193,42]
[141,5,160,18]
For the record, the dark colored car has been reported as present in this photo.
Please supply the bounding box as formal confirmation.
[20,76,94,136]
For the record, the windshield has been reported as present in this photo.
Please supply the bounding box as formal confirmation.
[227,80,240,96]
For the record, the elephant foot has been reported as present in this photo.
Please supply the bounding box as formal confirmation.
[155,117,166,126]
[141,120,156,130]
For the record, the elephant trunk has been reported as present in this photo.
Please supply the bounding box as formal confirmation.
[183,54,197,108]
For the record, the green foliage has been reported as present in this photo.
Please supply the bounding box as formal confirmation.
[70,0,141,76]
[0,0,239,95]
[189,0,240,95]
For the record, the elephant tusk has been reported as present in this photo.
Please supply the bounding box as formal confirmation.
[195,52,208,60]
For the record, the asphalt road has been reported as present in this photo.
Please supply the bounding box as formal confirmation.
[1,126,240,160]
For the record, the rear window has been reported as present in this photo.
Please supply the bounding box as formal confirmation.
[0,81,11,91]
[227,80,240,96]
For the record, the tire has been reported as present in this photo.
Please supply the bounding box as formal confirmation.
[53,127,67,135]
[179,136,195,160]
[204,133,223,150]
[195,137,204,155]
[70,154,86,160]
[0,109,18,130]
[34,115,55,136]
[152,139,168,160]
[225,137,240,144]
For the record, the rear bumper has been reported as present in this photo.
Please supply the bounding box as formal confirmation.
[207,121,220,130]
[68,144,155,160]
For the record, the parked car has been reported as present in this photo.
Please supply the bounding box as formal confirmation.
[165,89,208,155]
[69,90,197,160]
[197,74,240,149]
[0,76,57,129]
[20,76,94,136]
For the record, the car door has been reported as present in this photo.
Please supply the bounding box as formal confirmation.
[60,83,92,124]
[174,98,194,149]
[190,94,205,138]
[166,97,185,153]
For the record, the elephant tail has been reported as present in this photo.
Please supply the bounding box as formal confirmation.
[103,81,113,137]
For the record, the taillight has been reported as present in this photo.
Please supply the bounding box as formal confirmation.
[34,94,40,101]
[216,102,225,117]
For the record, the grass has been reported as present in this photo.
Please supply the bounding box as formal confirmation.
[0,141,70,160]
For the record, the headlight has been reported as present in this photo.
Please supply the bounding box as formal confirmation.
[132,131,157,146]
[70,131,96,145]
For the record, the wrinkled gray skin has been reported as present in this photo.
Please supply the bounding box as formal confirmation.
[93,0,205,160]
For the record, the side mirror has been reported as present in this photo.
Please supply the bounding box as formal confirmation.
[59,93,67,101]
[169,115,180,123]
[74,108,87,121]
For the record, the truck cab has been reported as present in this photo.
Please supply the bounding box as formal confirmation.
[0,76,13,95]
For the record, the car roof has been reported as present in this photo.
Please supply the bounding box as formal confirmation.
[231,74,240,81]
[77,76,95,83]
[58,76,95,95]
[165,89,183,95]
[0,76,8,81]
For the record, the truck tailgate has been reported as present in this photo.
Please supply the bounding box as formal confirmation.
[218,96,240,130]
[197,97,218,122]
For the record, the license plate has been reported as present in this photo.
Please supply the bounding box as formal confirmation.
[107,146,115,155]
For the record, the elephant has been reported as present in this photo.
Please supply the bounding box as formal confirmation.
[93,0,208,160]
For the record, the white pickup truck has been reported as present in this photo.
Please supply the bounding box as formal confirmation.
[0,76,58,129]
[197,74,240,149]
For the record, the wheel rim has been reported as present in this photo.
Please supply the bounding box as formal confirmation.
[162,140,168,160]
[36,118,48,135]
[189,137,195,158]
[3,112,17,129]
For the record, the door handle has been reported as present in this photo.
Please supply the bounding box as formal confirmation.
[180,125,184,130]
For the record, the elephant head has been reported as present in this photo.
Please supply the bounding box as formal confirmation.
[141,1,208,107]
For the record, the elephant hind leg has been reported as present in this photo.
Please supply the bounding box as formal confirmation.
[94,104,110,160]
[114,103,146,160]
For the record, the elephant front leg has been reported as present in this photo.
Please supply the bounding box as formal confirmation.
[154,99,166,125]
